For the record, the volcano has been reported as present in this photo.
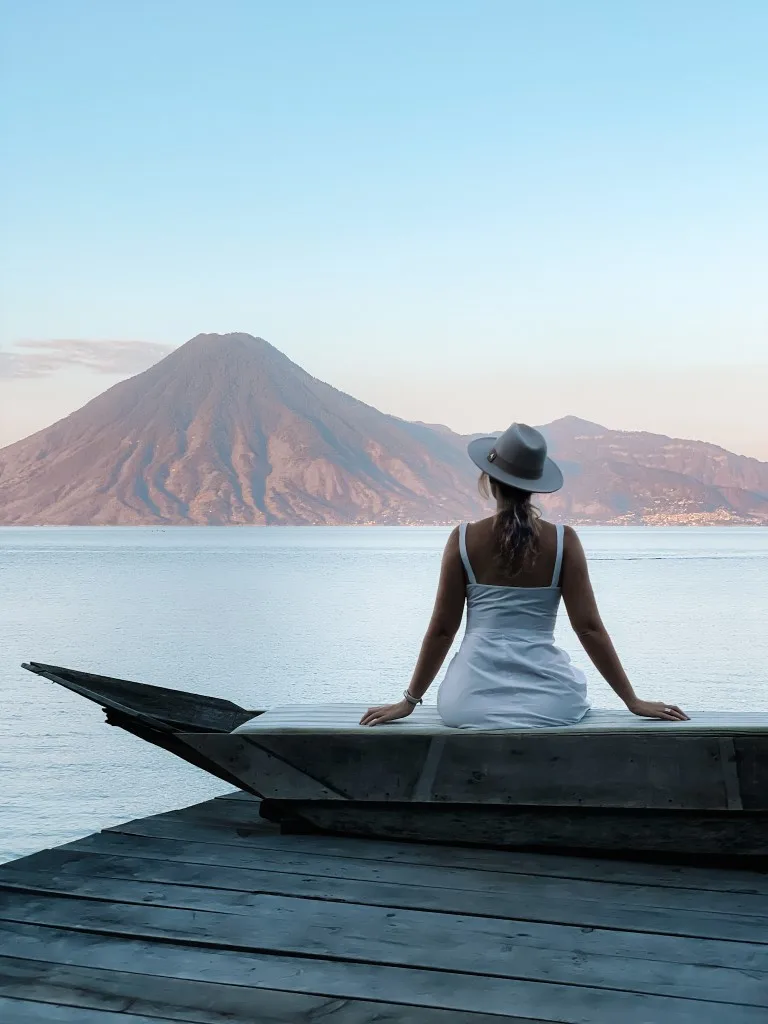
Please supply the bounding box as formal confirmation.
[0,333,480,524]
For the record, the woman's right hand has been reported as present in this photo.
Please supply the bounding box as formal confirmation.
[360,699,415,727]
[627,698,689,722]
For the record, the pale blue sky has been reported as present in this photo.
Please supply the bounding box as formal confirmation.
[1,1,767,454]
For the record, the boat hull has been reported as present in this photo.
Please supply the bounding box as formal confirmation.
[22,662,768,859]
[181,727,768,811]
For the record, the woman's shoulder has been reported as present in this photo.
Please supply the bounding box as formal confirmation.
[540,521,582,560]
[559,523,586,561]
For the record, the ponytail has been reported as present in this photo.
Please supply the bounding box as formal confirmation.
[479,474,541,573]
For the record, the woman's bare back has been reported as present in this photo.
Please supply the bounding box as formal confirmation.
[464,516,562,588]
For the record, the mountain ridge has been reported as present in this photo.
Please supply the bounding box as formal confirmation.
[0,332,766,526]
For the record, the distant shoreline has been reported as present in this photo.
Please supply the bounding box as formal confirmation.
[1,521,765,529]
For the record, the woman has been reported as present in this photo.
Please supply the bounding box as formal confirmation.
[361,423,688,728]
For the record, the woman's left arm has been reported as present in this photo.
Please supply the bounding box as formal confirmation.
[360,527,466,726]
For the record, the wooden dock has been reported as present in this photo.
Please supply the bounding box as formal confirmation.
[1,792,767,1023]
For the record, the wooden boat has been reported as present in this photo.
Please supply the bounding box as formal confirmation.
[23,660,768,859]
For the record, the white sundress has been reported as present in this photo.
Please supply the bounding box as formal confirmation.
[437,522,591,729]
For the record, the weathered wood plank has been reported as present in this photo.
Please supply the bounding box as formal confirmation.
[103,811,768,894]
[738,737,768,809]
[276,802,768,856]
[0,957,527,1023]
[176,794,768,861]
[20,839,768,917]
[3,848,767,943]
[24,662,252,733]
[62,830,768,915]
[719,739,744,810]
[173,728,768,811]
[1,889,767,1002]
[233,734,435,800]
[173,793,768,865]
[179,736,348,800]
[247,732,753,809]
[0,998,180,1023]
[3,922,767,1024]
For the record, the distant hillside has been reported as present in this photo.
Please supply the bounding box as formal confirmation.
[0,333,766,525]
[538,417,768,525]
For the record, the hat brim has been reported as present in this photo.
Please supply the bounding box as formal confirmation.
[467,435,564,494]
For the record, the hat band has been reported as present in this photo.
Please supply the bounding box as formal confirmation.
[487,447,543,480]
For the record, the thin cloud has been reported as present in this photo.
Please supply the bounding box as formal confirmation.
[0,339,175,379]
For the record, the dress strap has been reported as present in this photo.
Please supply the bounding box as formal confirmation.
[551,524,565,588]
[458,522,477,584]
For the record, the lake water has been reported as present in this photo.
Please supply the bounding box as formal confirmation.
[1,526,767,863]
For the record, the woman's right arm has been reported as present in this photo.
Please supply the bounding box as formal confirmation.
[561,526,688,722]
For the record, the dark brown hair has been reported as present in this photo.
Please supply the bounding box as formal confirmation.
[479,473,541,573]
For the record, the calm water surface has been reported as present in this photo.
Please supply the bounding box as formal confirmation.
[1,526,767,861]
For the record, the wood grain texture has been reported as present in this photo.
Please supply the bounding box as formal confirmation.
[737,737,768,809]
[180,735,347,800]
[0,997,180,1023]
[64,826,768,898]
[1,888,767,1002]
[226,731,734,807]
[4,790,768,1024]
[3,922,767,1024]
[180,730,768,812]
[100,798,768,892]
[23,662,251,733]
[0,957,528,1024]
[278,802,768,856]
[251,735,435,800]
[108,796,768,858]
[719,738,744,810]
[3,848,767,942]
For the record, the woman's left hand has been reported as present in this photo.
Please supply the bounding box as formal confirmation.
[360,699,414,727]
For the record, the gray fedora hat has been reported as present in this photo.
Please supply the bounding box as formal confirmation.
[468,423,563,494]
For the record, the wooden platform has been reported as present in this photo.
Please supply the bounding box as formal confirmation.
[1,793,768,1023]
